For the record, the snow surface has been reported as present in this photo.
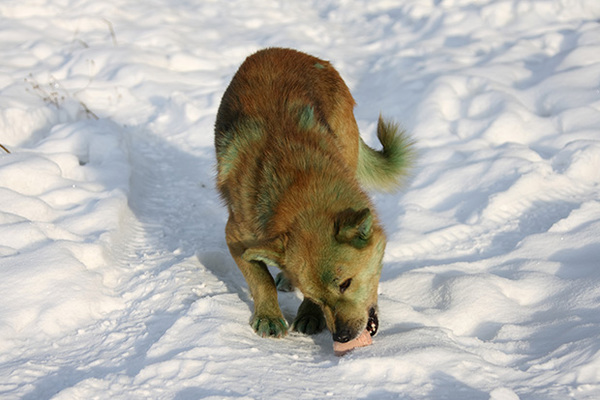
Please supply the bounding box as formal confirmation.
[1,0,600,399]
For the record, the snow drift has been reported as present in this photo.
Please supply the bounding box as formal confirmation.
[1,0,599,399]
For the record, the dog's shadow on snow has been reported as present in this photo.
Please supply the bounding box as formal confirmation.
[125,124,253,308]
[125,126,334,354]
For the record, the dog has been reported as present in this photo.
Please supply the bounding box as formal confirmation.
[214,48,414,344]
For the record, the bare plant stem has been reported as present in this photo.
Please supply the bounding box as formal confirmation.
[103,18,118,46]
[25,74,99,120]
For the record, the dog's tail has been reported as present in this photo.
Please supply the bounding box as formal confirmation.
[356,116,416,192]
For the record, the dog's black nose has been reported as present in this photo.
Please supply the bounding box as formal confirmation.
[333,329,352,343]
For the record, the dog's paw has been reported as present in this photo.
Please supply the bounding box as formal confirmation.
[293,298,326,335]
[275,272,294,292]
[251,315,288,338]
[292,313,326,335]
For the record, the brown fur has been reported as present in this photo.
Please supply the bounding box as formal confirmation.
[215,48,410,343]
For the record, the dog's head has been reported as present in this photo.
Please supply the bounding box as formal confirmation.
[244,208,385,342]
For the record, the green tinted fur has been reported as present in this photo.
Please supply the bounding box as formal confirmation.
[293,104,329,135]
[216,119,265,180]
[298,105,316,131]
[218,112,414,234]
[357,116,416,192]
[219,106,365,232]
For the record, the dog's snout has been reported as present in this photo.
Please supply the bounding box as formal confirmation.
[333,317,357,343]
[333,328,352,343]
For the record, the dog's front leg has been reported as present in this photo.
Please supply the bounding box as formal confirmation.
[292,297,326,335]
[227,240,288,338]
[235,252,288,338]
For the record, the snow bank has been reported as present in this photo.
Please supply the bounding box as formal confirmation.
[0,117,129,341]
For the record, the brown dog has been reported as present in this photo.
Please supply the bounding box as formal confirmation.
[215,48,414,344]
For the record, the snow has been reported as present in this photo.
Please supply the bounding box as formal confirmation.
[1,0,599,399]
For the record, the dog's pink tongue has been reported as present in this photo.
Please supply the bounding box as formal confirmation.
[333,329,372,356]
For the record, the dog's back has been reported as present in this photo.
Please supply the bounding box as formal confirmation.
[215,48,414,210]
[216,49,364,238]
[215,47,360,176]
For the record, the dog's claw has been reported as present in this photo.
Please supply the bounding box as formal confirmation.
[252,316,288,338]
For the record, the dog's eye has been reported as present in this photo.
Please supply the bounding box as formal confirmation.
[339,278,352,293]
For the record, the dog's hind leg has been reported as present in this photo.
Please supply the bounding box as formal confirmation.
[275,272,294,292]
[292,298,326,335]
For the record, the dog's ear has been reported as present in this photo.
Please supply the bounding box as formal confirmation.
[242,235,286,268]
[335,208,373,249]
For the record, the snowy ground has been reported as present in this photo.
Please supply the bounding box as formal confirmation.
[1,0,600,399]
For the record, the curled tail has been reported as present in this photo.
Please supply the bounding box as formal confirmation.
[357,116,416,192]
